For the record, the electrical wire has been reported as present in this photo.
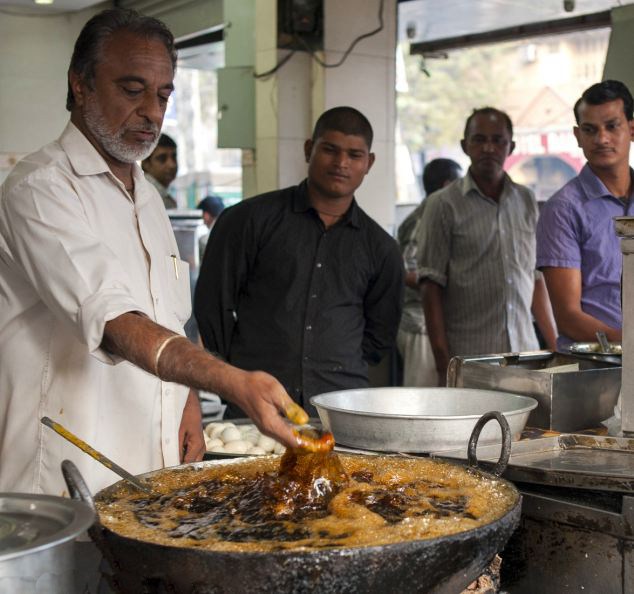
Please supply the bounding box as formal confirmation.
[253,49,299,80]
[302,0,384,69]
[253,0,385,79]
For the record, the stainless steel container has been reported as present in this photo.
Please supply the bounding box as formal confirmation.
[447,351,621,432]
[0,493,95,594]
[311,387,537,452]
[168,210,208,342]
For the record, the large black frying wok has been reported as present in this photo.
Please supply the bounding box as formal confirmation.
[62,412,521,594]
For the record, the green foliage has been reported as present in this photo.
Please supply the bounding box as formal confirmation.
[397,43,515,154]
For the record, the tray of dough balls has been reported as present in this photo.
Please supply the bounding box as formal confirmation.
[202,418,323,458]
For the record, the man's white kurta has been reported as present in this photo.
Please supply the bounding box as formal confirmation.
[0,122,191,496]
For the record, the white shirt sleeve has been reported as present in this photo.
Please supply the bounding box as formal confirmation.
[2,170,150,362]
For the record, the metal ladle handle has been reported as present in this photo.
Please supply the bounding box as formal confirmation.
[467,411,512,477]
[42,416,153,494]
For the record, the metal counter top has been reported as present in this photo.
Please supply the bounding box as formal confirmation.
[434,433,634,493]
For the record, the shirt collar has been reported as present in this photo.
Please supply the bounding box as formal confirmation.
[59,120,148,204]
[59,121,111,177]
[293,179,361,229]
[460,169,512,201]
[578,163,634,200]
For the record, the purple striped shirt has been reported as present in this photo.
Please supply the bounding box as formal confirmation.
[536,164,634,349]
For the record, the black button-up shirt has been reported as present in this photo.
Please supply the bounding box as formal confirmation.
[194,180,404,416]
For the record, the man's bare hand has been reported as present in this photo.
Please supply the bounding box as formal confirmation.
[179,390,205,463]
[226,370,300,449]
[102,313,301,452]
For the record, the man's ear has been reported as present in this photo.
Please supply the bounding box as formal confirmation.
[628,119,634,142]
[303,139,313,163]
[573,126,581,147]
[366,152,376,173]
[508,140,516,156]
[69,70,87,108]
[460,139,467,155]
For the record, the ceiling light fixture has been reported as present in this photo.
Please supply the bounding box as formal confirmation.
[34,0,55,4]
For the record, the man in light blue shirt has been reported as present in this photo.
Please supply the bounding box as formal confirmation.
[537,80,634,349]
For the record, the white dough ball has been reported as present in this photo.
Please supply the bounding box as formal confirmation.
[204,437,223,450]
[243,432,260,446]
[247,446,266,455]
[224,440,250,454]
[273,442,286,454]
[220,427,242,443]
[257,435,277,453]
[204,422,222,437]
[209,445,226,453]
[238,424,255,434]
[209,424,230,439]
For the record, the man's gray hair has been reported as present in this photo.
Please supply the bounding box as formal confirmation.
[66,8,176,111]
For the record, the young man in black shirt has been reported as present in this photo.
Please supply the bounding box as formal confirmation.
[195,106,404,416]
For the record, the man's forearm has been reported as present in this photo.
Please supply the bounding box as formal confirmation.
[102,312,244,398]
[542,267,622,344]
[531,277,558,350]
[421,280,450,384]
[555,310,622,343]
[102,312,300,447]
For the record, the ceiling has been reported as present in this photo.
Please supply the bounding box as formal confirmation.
[398,0,633,44]
[0,0,102,15]
[1,0,632,42]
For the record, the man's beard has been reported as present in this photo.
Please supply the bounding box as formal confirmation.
[83,97,159,163]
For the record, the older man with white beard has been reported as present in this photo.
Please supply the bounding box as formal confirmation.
[0,8,302,499]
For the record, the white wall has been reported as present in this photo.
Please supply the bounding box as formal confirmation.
[323,0,397,232]
[0,3,109,157]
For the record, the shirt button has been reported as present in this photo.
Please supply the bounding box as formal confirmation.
[306,325,312,331]
[316,262,322,268]
[311,294,317,299]
[303,356,309,361]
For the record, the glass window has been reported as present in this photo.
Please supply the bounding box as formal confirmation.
[161,42,242,209]
[396,28,611,203]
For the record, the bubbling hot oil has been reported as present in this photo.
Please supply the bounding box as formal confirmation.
[96,453,518,553]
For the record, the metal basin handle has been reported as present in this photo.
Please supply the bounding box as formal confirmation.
[467,411,512,477]
[61,459,96,512]
[61,459,122,585]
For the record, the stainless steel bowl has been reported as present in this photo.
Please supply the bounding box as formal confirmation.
[311,387,538,453]
[0,493,95,593]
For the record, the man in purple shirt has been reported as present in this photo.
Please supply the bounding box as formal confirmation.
[537,80,634,349]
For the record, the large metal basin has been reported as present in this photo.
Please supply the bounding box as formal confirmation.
[311,387,537,452]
